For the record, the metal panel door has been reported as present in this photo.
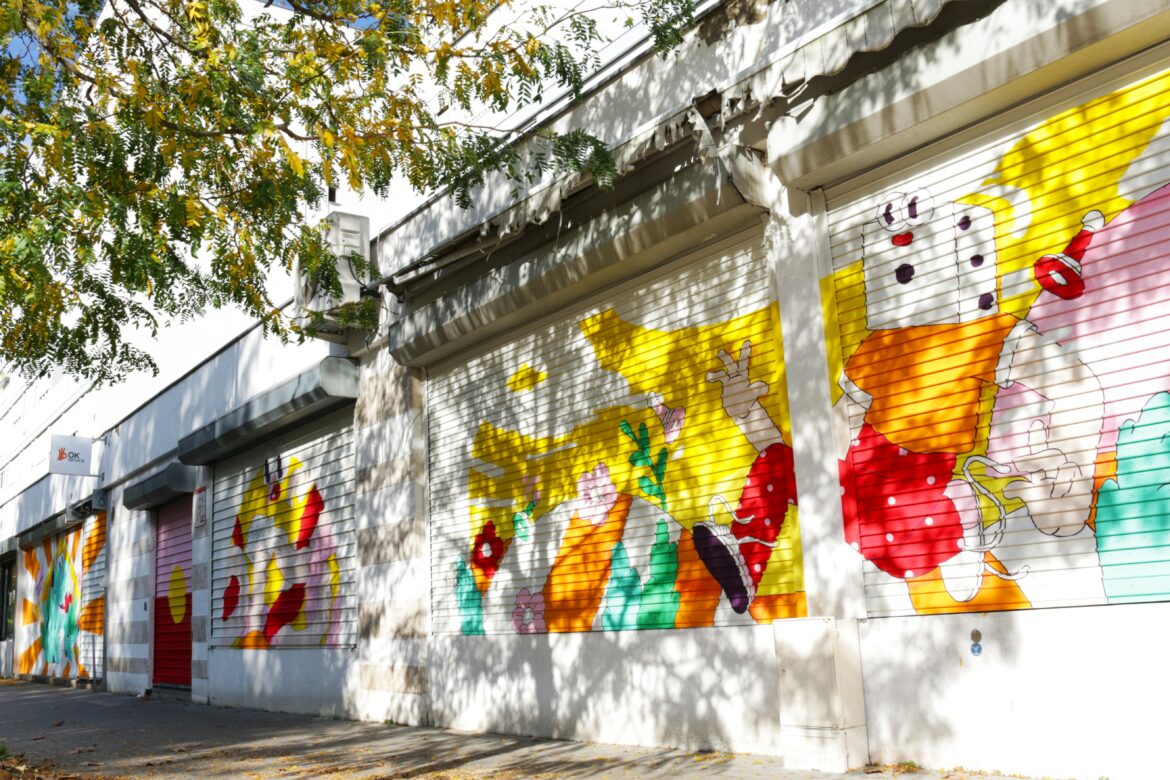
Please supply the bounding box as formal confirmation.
[210,409,357,649]
[154,498,192,686]
[429,227,808,636]
[823,63,1170,617]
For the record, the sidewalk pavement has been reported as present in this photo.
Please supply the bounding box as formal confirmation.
[0,680,1046,780]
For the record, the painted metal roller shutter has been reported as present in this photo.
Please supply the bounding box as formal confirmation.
[77,512,106,681]
[210,409,357,649]
[429,227,808,636]
[15,512,107,679]
[154,498,192,686]
[822,62,1170,618]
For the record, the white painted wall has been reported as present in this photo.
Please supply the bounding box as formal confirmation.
[207,648,353,717]
[860,603,1170,780]
[430,625,783,755]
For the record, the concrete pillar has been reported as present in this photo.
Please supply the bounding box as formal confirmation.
[350,343,431,725]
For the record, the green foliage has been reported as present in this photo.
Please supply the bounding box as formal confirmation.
[0,0,694,381]
[621,418,668,511]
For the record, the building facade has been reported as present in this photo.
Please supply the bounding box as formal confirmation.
[3,0,1170,777]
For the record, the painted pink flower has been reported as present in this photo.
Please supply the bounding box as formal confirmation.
[576,463,617,525]
[512,588,547,634]
[523,474,542,504]
[654,403,686,444]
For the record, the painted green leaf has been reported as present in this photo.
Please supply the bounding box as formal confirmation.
[455,559,485,635]
[636,519,679,629]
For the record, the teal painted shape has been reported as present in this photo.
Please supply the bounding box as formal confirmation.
[455,559,485,635]
[40,552,79,666]
[1096,392,1170,602]
[636,519,680,629]
[600,542,640,631]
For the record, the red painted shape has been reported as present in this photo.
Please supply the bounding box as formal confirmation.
[470,521,504,581]
[840,423,964,579]
[264,583,306,643]
[892,232,913,247]
[295,486,324,549]
[1035,255,1085,300]
[223,575,240,619]
[232,516,244,549]
[733,442,797,588]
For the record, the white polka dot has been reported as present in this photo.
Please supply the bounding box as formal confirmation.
[764,517,771,526]
[851,541,860,551]
[888,496,897,506]
[885,533,894,542]
[926,476,936,485]
[746,478,751,486]
[840,486,846,496]
[905,570,915,578]
[925,517,934,526]
[767,484,774,493]
[754,564,762,572]
[898,448,908,456]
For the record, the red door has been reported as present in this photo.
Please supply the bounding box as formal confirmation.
[154,497,192,687]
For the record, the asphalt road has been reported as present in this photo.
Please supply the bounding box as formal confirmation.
[0,680,1040,779]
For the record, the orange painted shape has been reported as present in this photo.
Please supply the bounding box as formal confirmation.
[77,661,88,679]
[234,630,270,649]
[749,591,809,623]
[17,638,41,675]
[82,512,107,573]
[1087,450,1118,532]
[906,553,1032,615]
[23,547,39,582]
[673,530,722,628]
[78,596,105,634]
[542,495,632,632]
[20,598,37,626]
[845,314,1019,454]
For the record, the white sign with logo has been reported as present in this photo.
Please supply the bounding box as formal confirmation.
[49,435,94,476]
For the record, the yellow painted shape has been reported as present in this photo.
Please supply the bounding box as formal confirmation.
[906,553,1031,615]
[17,637,41,675]
[754,504,804,598]
[825,260,869,397]
[541,495,631,633]
[471,305,791,539]
[20,598,38,626]
[68,527,79,560]
[264,556,284,608]
[327,553,341,601]
[168,565,188,625]
[78,595,105,634]
[965,68,1170,321]
[236,456,305,549]
[507,362,548,392]
[82,512,107,573]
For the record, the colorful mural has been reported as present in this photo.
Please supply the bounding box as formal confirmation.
[445,247,807,634]
[218,456,345,648]
[17,513,107,676]
[826,68,1170,614]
